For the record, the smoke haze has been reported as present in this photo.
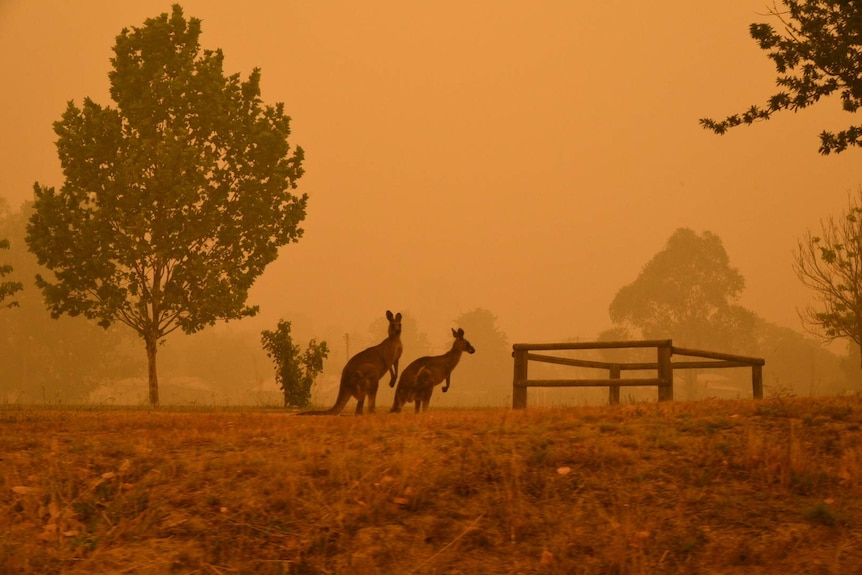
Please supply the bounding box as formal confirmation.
[1,0,860,355]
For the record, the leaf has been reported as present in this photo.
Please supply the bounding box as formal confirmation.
[11,486,37,495]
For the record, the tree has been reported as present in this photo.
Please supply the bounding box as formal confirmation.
[793,189,862,367]
[449,308,511,406]
[0,198,23,310]
[369,311,432,361]
[0,201,137,403]
[0,238,22,310]
[261,320,329,408]
[609,228,755,351]
[27,5,307,406]
[701,1,862,154]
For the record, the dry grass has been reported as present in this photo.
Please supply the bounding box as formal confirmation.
[2,396,862,574]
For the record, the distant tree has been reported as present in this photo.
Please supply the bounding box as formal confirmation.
[27,6,307,407]
[793,189,862,367]
[261,320,329,408]
[0,197,22,310]
[0,201,137,403]
[840,340,862,385]
[609,228,756,351]
[0,238,22,310]
[159,328,270,398]
[450,308,510,405]
[752,316,851,396]
[701,1,862,154]
[369,311,431,361]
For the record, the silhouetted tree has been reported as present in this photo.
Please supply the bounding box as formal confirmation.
[27,6,307,407]
[701,1,862,154]
[261,320,329,408]
[794,189,862,367]
[609,228,756,351]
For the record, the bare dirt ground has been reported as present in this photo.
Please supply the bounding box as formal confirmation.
[2,396,861,574]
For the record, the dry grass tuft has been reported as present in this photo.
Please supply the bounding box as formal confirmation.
[2,397,862,574]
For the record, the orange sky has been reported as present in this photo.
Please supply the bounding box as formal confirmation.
[1,1,860,349]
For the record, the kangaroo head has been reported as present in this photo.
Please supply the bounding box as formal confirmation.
[451,327,476,354]
[386,310,403,337]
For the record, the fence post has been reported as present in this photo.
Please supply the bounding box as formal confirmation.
[513,348,528,409]
[657,341,673,401]
[752,364,763,399]
[609,364,620,405]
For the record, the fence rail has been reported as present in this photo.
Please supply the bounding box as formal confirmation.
[512,339,764,408]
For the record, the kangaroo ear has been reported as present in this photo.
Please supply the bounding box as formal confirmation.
[395,312,402,321]
[451,328,457,338]
[457,328,465,337]
[386,310,394,320]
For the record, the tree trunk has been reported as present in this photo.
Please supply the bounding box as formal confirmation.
[146,334,160,407]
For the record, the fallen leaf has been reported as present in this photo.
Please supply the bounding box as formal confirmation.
[11,486,36,495]
[556,466,571,475]
[393,497,409,505]
[540,550,555,565]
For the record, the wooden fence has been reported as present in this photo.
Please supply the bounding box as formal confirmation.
[511,339,765,409]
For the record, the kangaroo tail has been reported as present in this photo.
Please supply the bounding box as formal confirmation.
[297,380,353,416]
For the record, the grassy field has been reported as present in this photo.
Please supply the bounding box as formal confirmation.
[2,396,861,574]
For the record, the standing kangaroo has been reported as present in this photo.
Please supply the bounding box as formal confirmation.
[299,310,402,415]
[390,328,475,413]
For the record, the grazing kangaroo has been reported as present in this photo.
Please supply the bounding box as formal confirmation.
[299,310,402,415]
[390,328,475,413]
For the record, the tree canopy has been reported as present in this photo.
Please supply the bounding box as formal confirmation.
[27,5,307,406]
[609,228,755,350]
[701,1,862,154]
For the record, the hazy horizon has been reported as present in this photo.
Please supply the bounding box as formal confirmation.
[2,1,861,350]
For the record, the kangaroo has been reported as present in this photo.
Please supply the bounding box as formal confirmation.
[299,310,402,415]
[390,328,475,413]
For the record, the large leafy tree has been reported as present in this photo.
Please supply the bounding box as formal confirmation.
[793,189,862,366]
[27,5,307,406]
[609,228,755,351]
[701,1,862,154]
